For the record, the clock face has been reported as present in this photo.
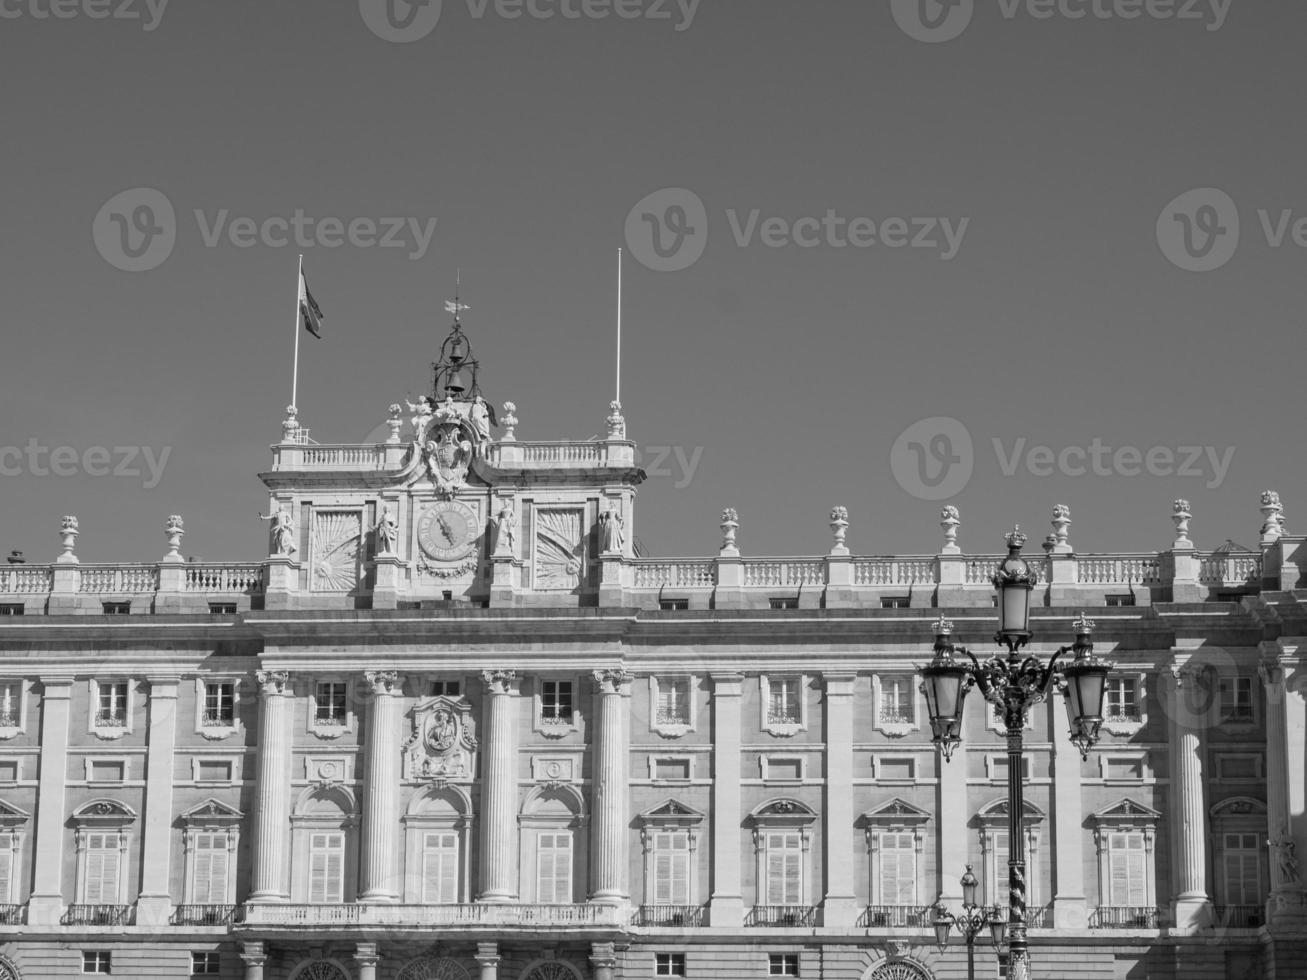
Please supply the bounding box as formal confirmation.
[417,500,481,561]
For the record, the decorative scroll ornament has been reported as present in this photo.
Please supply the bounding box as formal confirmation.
[535,510,584,589]
[404,696,478,781]
[312,511,361,591]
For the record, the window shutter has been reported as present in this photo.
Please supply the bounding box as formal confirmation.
[881,833,916,905]
[423,832,458,904]
[0,835,11,903]
[538,832,572,904]
[193,834,229,904]
[85,833,120,904]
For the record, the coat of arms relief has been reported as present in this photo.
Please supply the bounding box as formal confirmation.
[403,696,478,781]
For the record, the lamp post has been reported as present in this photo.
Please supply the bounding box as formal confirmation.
[919,527,1113,980]
[931,866,1005,980]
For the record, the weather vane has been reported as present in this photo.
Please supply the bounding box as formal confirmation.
[444,268,470,322]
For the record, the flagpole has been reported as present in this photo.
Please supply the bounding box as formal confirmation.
[616,247,623,406]
[291,253,303,410]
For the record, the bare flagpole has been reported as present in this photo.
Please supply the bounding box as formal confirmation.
[616,247,623,406]
[291,253,303,410]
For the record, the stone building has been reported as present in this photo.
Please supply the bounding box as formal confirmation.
[0,322,1305,979]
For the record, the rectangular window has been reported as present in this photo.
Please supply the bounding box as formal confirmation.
[768,954,799,977]
[1105,594,1136,607]
[656,677,691,726]
[876,758,915,781]
[0,761,16,782]
[1105,678,1140,721]
[991,757,1033,780]
[82,951,112,974]
[655,953,687,977]
[879,676,913,724]
[191,832,231,905]
[314,682,348,726]
[1107,832,1148,906]
[541,681,574,722]
[207,603,237,615]
[429,680,461,698]
[195,760,232,783]
[764,758,802,781]
[1219,677,1254,722]
[101,602,130,615]
[536,831,573,904]
[191,952,221,975]
[422,831,459,904]
[96,681,128,728]
[767,677,802,725]
[768,597,799,610]
[764,832,803,905]
[203,683,235,726]
[1216,755,1260,780]
[1221,832,1261,906]
[1104,757,1144,780]
[659,599,689,611]
[653,758,691,781]
[83,833,122,904]
[0,604,22,616]
[880,596,910,609]
[652,831,691,905]
[879,832,916,905]
[308,832,345,904]
[88,760,125,783]
[0,682,19,727]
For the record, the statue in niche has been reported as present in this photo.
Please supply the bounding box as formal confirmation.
[258,507,297,556]
[376,505,399,555]
[600,509,624,554]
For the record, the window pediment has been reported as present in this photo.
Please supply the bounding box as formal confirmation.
[1209,796,1266,820]
[639,798,705,830]
[0,800,30,830]
[180,798,243,827]
[1090,797,1161,828]
[976,797,1045,827]
[750,798,817,830]
[71,798,137,828]
[861,798,931,828]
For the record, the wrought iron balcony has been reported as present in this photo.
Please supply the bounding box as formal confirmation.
[172,904,239,926]
[0,904,23,925]
[747,905,816,928]
[92,710,126,728]
[1026,903,1053,928]
[200,710,235,728]
[1214,905,1263,929]
[64,904,134,926]
[1089,906,1164,929]
[632,905,706,927]
[858,905,929,928]
[238,902,626,929]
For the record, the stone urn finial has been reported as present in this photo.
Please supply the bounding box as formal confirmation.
[164,514,185,560]
[1172,499,1193,549]
[940,505,960,554]
[281,404,300,443]
[606,400,626,440]
[500,402,519,443]
[59,515,80,563]
[386,404,403,445]
[829,506,849,555]
[1261,490,1286,547]
[1050,504,1072,554]
[720,508,740,557]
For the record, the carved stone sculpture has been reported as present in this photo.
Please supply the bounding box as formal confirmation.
[376,506,398,555]
[259,508,297,557]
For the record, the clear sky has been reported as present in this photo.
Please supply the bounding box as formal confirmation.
[0,0,1302,563]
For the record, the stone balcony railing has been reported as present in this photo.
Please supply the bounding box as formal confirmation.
[237,902,627,930]
[268,438,638,474]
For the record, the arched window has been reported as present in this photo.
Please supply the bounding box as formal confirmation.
[289,961,350,980]
[403,785,472,904]
[0,952,21,980]
[396,957,473,980]
[749,799,817,919]
[520,785,587,905]
[519,960,584,980]
[290,785,357,904]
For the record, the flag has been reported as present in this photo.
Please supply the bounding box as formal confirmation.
[299,268,324,338]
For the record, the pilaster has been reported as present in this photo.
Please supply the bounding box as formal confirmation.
[1165,659,1213,933]
[27,676,72,925]
[239,943,267,980]
[937,732,969,911]
[475,943,501,980]
[262,555,298,610]
[478,670,519,903]
[1050,697,1088,929]
[249,669,295,902]
[590,942,618,980]
[822,673,858,927]
[708,673,744,926]
[590,668,632,904]
[360,670,405,903]
[1262,643,1307,931]
[371,555,404,610]
[136,675,180,925]
[355,942,380,980]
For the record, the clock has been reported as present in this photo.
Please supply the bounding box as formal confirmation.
[417,500,481,561]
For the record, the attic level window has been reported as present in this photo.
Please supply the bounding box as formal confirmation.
[96,682,128,728]
[430,680,461,698]
[102,602,130,615]
[541,681,574,723]
[314,682,348,726]
[1105,594,1135,607]
[208,602,237,615]
[881,596,910,609]
[0,604,22,616]
[660,598,689,611]
[1219,677,1254,723]
[769,597,799,610]
[203,683,235,727]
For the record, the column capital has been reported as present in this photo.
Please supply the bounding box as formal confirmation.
[590,942,619,969]
[354,943,381,967]
[239,942,267,968]
[144,674,182,692]
[823,672,857,696]
[710,672,745,696]
[475,943,501,967]
[255,670,292,697]
[480,669,517,694]
[592,667,632,694]
[38,676,74,697]
[363,670,405,697]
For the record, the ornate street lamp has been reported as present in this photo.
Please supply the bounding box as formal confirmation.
[920,527,1114,980]
[930,867,1006,980]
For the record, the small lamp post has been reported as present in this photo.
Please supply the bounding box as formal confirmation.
[930,866,1006,980]
[920,527,1113,980]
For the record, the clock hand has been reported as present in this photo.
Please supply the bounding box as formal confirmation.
[437,514,455,543]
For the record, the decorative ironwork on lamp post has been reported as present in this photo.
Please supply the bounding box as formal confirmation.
[919,527,1113,980]
[930,866,1005,980]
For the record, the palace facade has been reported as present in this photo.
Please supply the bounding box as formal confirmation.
[0,324,1306,980]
